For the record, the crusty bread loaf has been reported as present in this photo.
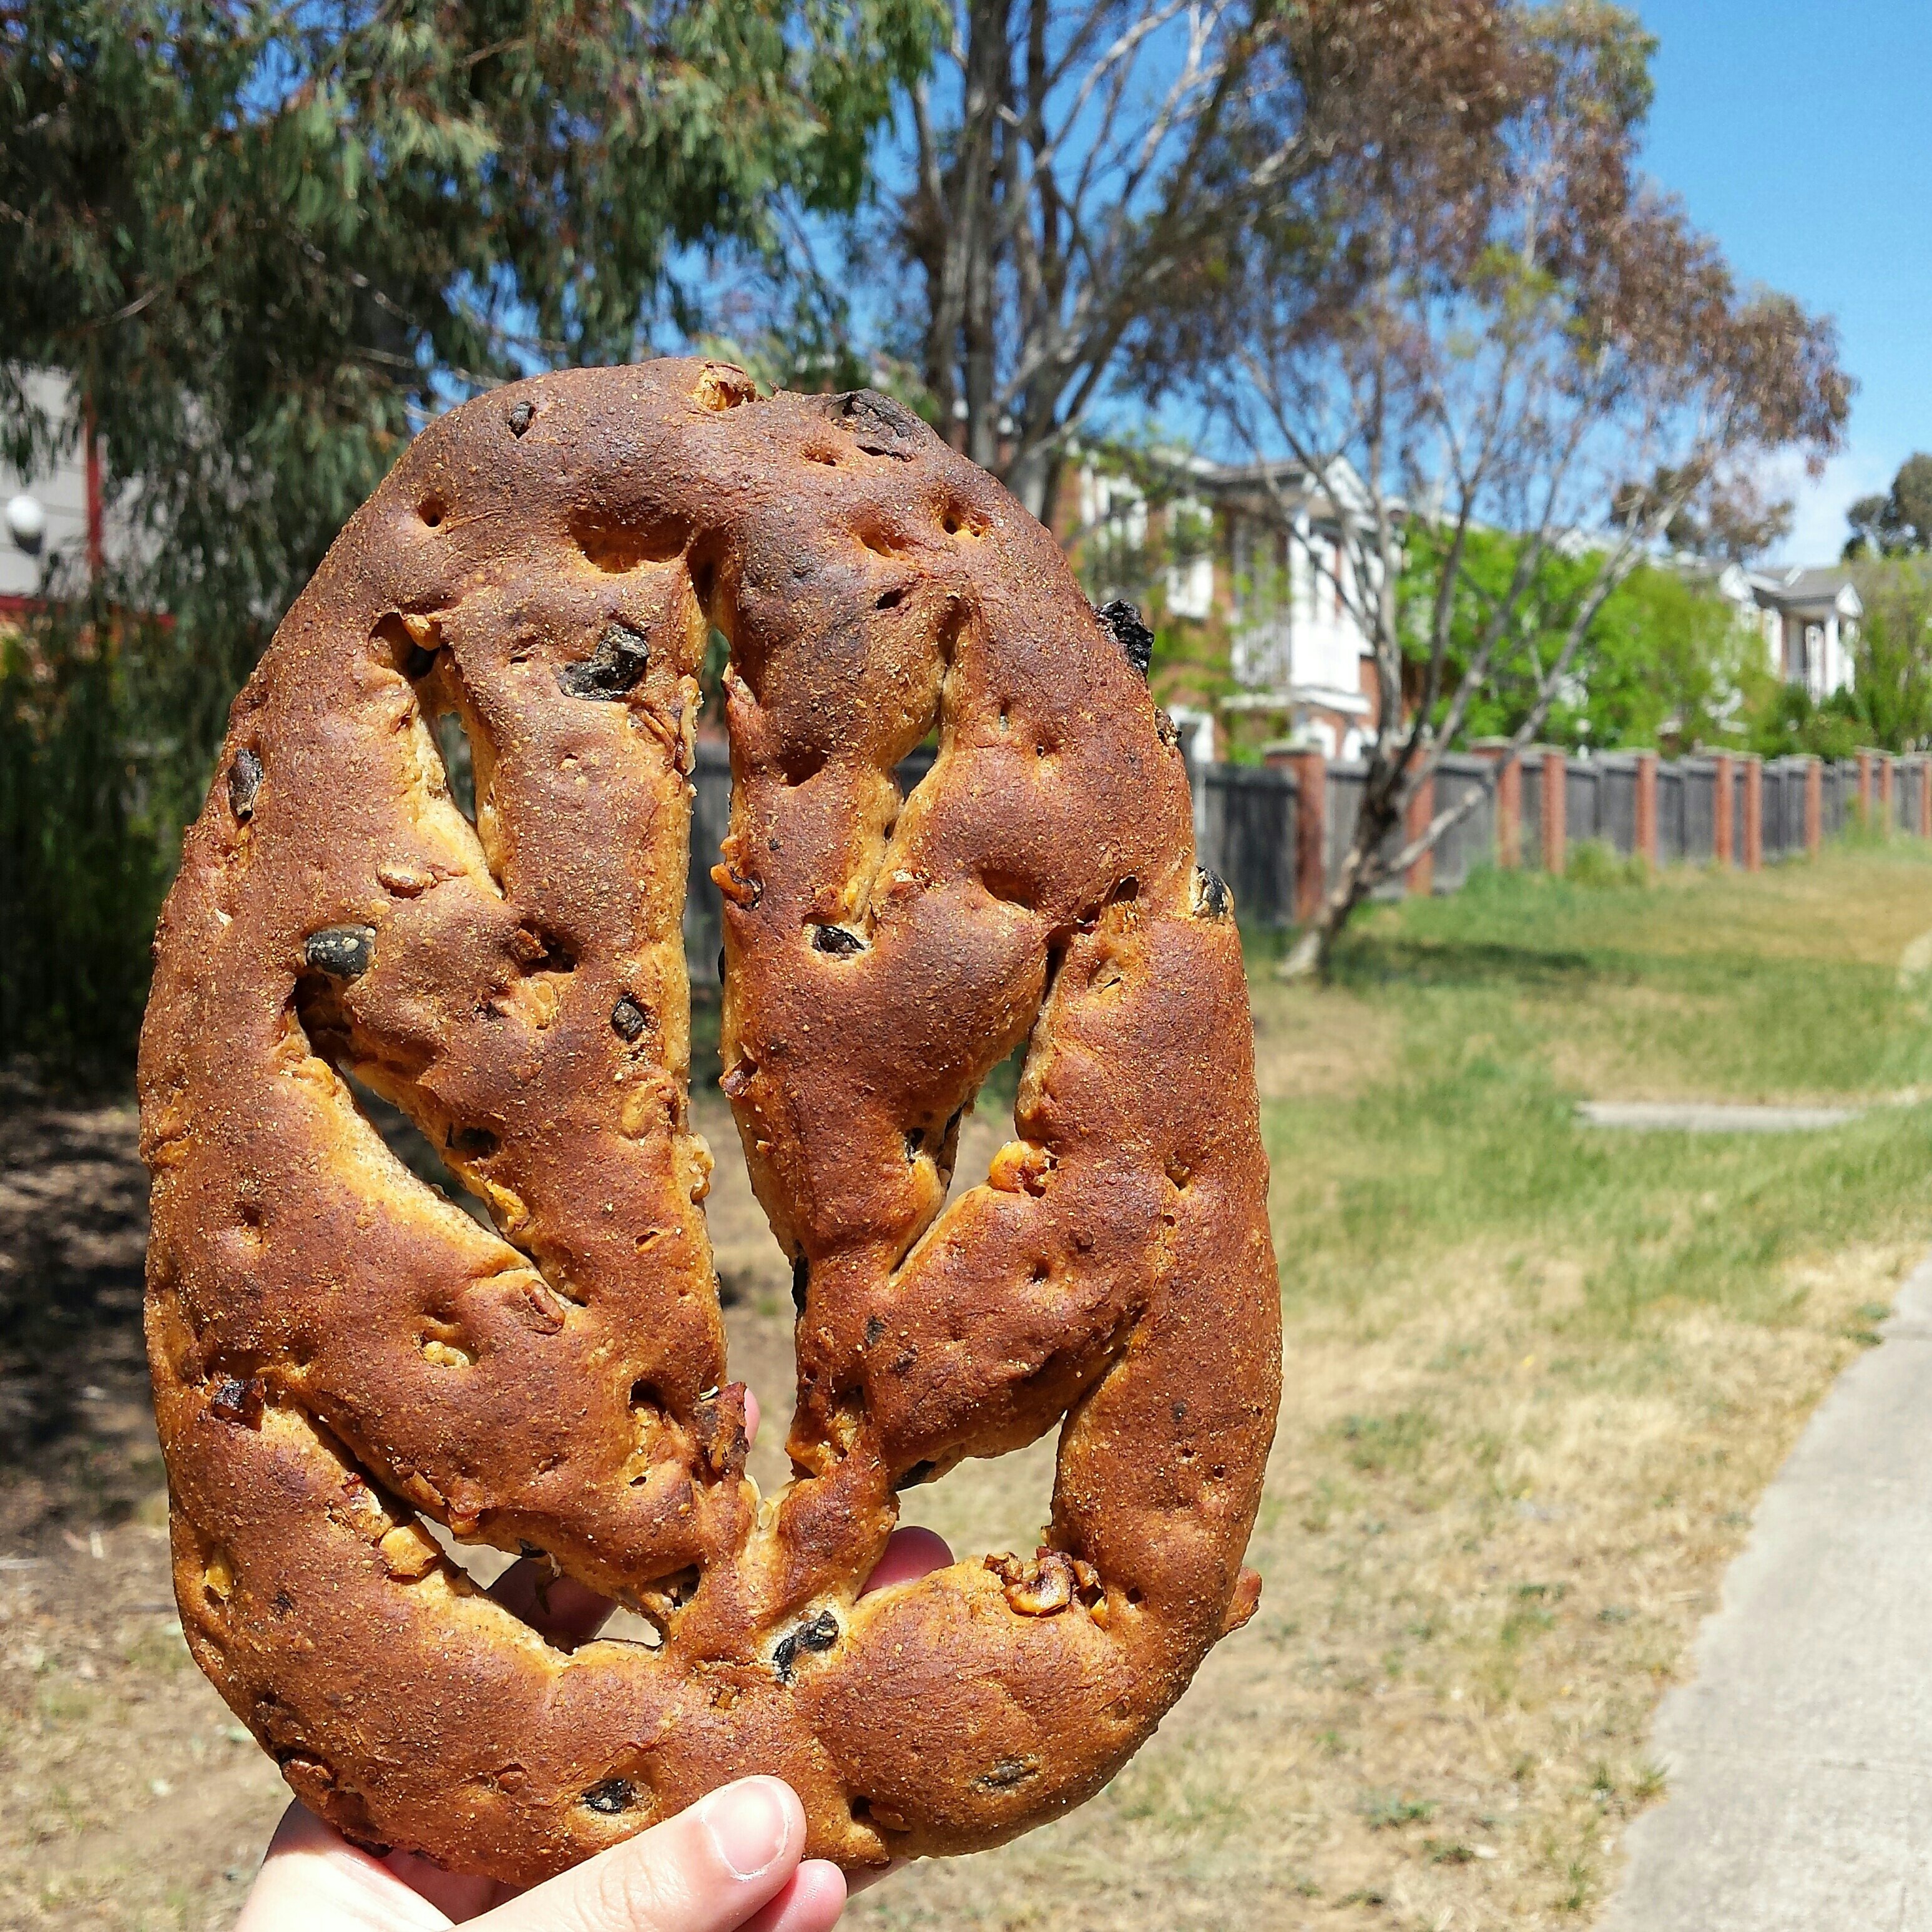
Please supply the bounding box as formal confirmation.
[138,359,1281,1885]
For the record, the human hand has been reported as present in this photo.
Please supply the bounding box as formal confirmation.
[233,1390,952,1930]
[235,1776,846,1932]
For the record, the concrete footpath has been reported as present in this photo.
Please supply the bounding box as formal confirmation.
[1602,1251,1932,1931]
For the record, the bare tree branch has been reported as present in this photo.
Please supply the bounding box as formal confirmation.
[1161,6,1849,975]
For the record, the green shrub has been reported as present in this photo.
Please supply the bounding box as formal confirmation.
[0,612,177,1081]
[1564,838,1649,889]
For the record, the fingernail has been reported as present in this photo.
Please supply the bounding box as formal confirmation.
[700,1778,792,1880]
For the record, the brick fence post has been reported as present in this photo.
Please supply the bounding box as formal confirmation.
[1634,750,1659,871]
[1713,752,1734,868]
[1405,768,1436,897]
[1805,755,1823,857]
[1273,745,1328,924]
[1542,748,1567,875]
[1473,738,1521,867]
[1743,755,1763,872]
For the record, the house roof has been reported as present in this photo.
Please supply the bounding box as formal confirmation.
[1745,565,1863,619]
[1672,556,1863,622]
[1187,456,1395,525]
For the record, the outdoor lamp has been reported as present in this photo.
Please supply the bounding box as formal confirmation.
[6,493,46,554]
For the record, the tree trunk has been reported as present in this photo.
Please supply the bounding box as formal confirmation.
[918,0,1009,454]
[1007,439,1057,522]
[1278,770,1401,981]
[1277,873,1366,981]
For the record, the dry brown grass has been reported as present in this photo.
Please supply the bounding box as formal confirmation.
[845,1237,1904,1932]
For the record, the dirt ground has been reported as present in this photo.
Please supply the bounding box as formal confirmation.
[0,1075,287,1929]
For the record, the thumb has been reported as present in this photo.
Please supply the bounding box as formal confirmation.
[473,1778,823,1932]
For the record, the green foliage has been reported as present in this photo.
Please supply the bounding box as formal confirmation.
[1405,529,1755,752]
[0,607,171,1076]
[1562,566,1758,752]
[1743,681,1863,760]
[0,0,933,1072]
[1564,840,1649,890]
[1845,454,1932,559]
[1845,557,1932,751]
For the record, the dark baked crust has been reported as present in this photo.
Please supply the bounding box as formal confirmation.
[137,360,1282,1885]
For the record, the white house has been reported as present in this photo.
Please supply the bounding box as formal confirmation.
[1214,460,1388,757]
[1074,453,1386,758]
[1705,561,1860,700]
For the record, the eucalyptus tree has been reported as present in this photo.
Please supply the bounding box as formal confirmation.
[1150,2,1850,974]
[1846,455,1932,560]
[880,0,1503,522]
[0,0,933,1061]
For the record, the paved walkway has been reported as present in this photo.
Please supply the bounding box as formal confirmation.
[1602,1251,1932,1931]
[1577,1100,1865,1132]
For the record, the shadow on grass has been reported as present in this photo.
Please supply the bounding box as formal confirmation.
[1238,870,1635,994]
[1327,934,1609,993]
[0,1068,157,1539]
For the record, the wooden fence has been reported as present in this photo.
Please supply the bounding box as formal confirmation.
[682,742,1928,975]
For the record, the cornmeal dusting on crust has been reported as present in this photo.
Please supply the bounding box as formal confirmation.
[137,358,1282,1888]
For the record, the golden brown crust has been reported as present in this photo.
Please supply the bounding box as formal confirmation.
[137,360,1282,1885]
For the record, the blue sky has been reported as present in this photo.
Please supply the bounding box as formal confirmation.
[1637,0,1932,561]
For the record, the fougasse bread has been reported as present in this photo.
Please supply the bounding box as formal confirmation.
[137,359,1282,1886]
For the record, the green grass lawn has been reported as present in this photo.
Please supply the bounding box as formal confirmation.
[1261,849,1932,1336]
[855,840,1932,1931]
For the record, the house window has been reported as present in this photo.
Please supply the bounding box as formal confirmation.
[1167,553,1213,620]
[1229,514,1293,691]
[1307,530,1343,621]
[1162,495,1214,620]
[1079,466,1149,604]
[1246,517,1298,614]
